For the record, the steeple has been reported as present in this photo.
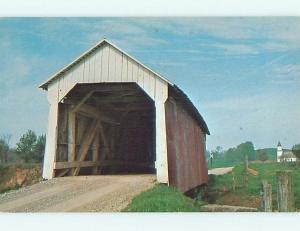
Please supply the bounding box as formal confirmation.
[277,141,283,162]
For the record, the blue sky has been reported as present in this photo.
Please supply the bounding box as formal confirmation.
[0,17,299,150]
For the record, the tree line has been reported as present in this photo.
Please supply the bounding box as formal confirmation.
[0,130,45,164]
[207,141,300,167]
[207,141,256,164]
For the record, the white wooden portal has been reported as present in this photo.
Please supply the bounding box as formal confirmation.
[40,39,171,184]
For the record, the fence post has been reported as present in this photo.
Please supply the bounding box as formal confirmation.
[277,170,295,212]
[232,171,236,192]
[262,180,272,212]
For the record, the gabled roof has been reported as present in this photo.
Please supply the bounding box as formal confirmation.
[277,141,282,147]
[39,38,210,135]
[39,38,173,90]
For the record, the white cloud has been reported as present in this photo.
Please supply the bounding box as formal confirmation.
[134,17,300,53]
[269,64,300,84]
[34,18,168,50]
[212,43,259,55]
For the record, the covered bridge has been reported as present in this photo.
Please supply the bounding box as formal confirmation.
[40,39,209,192]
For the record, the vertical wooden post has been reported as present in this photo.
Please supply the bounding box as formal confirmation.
[232,171,236,192]
[277,170,295,212]
[155,100,168,184]
[92,130,100,174]
[43,101,59,179]
[262,180,272,212]
[68,111,76,175]
[98,121,108,174]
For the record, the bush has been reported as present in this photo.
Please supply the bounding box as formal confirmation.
[258,151,268,162]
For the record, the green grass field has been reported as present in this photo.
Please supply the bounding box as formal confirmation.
[123,184,205,212]
[212,162,300,209]
[124,162,300,212]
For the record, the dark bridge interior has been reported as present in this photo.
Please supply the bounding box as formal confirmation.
[54,83,156,177]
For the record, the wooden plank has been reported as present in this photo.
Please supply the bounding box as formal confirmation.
[108,46,116,82]
[78,59,85,83]
[143,69,151,96]
[77,115,89,145]
[57,169,69,177]
[73,119,100,175]
[94,47,103,83]
[68,111,76,175]
[155,81,169,184]
[247,167,258,176]
[101,44,109,82]
[54,160,154,169]
[55,161,101,169]
[57,104,68,162]
[68,83,136,93]
[67,111,76,162]
[127,59,133,82]
[71,65,79,87]
[121,54,128,82]
[137,65,144,87]
[83,58,89,83]
[92,130,100,174]
[132,62,138,82]
[77,104,119,124]
[71,91,94,113]
[43,87,59,179]
[115,49,123,81]
[277,170,295,212]
[98,120,109,174]
[262,180,272,212]
[88,52,96,83]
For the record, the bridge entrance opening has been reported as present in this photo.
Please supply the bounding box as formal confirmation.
[54,83,156,177]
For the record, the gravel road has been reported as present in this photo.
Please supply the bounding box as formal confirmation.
[208,167,234,175]
[0,174,155,212]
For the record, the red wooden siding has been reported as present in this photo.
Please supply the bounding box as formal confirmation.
[165,97,208,193]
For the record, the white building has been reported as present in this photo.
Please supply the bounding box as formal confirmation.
[277,142,297,162]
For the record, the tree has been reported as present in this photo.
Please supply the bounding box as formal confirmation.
[236,141,256,161]
[210,146,224,160]
[16,130,46,163]
[0,134,11,163]
[224,141,256,163]
[258,151,268,162]
[33,134,46,162]
[0,138,9,163]
[292,143,300,161]
[16,130,37,163]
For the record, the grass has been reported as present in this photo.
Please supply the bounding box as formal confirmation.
[211,162,300,209]
[123,184,205,212]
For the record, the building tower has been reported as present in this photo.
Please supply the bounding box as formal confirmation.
[277,141,283,162]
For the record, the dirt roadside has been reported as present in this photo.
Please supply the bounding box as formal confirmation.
[0,174,156,212]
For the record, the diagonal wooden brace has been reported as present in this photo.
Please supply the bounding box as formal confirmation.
[73,119,100,176]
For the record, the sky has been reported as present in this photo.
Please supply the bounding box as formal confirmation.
[0,17,299,151]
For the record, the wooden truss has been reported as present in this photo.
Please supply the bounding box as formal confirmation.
[54,86,155,177]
